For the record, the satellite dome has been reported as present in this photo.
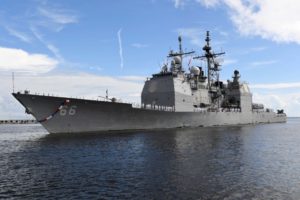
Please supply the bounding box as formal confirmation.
[190,66,200,75]
[173,56,181,64]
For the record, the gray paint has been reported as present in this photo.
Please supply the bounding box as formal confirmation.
[11,33,287,134]
[13,93,286,134]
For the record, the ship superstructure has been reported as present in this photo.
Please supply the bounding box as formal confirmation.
[12,31,286,134]
[142,31,257,114]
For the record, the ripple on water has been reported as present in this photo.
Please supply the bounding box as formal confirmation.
[0,119,300,199]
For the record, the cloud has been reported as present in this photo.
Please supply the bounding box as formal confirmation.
[196,0,220,8]
[131,43,148,48]
[176,27,226,48]
[252,92,300,117]
[250,46,267,52]
[0,47,58,73]
[37,6,78,25]
[46,44,62,60]
[0,2,77,63]
[118,76,146,82]
[32,3,78,33]
[5,27,32,43]
[224,0,300,44]
[117,29,124,69]
[0,73,144,119]
[173,0,220,8]
[89,66,103,71]
[27,3,78,63]
[1,72,300,118]
[218,31,228,37]
[176,28,203,46]
[253,93,287,110]
[12,74,144,99]
[223,58,237,66]
[180,0,300,44]
[250,60,277,67]
[250,82,300,116]
[0,2,79,36]
[30,26,64,61]
[0,1,77,70]
[251,82,300,90]
[172,0,186,8]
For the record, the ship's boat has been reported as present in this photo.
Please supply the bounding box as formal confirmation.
[12,31,286,134]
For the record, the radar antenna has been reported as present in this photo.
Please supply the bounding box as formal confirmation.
[193,31,225,108]
[194,31,225,91]
[168,36,195,72]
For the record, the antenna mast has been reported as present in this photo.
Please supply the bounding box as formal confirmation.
[168,36,195,72]
[194,31,225,91]
[193,31,225,109]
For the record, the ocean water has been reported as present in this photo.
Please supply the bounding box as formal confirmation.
[0,119,300,199]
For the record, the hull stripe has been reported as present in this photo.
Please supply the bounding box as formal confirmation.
[37,99,70,123]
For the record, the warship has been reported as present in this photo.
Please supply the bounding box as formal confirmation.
[13,31,286,134]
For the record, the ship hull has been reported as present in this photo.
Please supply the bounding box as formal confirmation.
[13,93,287,134]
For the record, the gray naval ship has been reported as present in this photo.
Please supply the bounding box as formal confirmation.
[13,31,286,134]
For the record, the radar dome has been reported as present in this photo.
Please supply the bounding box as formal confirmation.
[173,56,181,64]
[190,66,200,75]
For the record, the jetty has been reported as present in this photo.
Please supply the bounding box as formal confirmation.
[0,119,37,124]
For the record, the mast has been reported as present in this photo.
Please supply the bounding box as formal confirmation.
[204,31,212,90]
[194,31,225,91]
[168,36,195,72]
[178,36,183,64]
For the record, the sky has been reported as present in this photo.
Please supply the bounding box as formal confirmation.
[0,0,300,119]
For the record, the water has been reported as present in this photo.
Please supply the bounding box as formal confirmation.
[1,119,300,199]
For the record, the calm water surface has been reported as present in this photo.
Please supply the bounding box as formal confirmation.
[1,119,300,199]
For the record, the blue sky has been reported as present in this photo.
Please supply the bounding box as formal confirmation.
[0,0,300,118]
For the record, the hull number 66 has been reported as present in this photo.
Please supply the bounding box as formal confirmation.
[60,105,77,116]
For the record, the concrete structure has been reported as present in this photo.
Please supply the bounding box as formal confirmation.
[0,119,36,124]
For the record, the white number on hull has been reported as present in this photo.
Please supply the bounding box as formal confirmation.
[60,106,67,116]
[69,105,77,115]
[60,105,77,116]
